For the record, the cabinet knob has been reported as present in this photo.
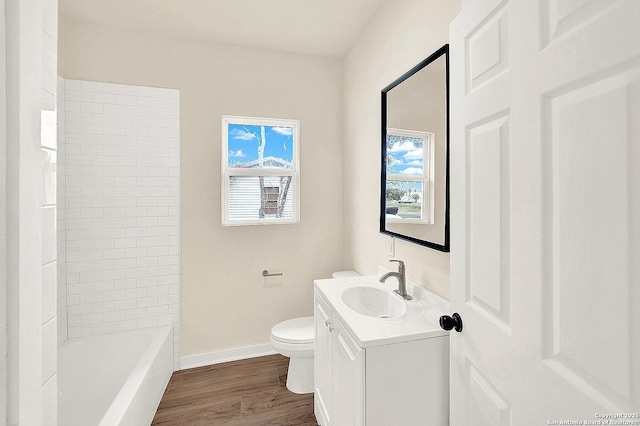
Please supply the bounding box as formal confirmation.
[439,313,463,332]
[325,320,335,332]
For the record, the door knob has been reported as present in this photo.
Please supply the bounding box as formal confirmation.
[439,313,463,332]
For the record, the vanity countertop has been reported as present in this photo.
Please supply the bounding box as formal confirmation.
[313,273,449,348]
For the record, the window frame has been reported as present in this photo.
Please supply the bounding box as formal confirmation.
[221,115,300,226]
[385,127,435,224]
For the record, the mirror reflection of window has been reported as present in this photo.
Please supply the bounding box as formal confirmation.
[385,128,434,224]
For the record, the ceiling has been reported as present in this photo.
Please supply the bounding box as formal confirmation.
[59,0,386,57]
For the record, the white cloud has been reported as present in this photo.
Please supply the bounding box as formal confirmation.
[229,150,245,158]
[403,148,423,160]
[388,141,418,153]
[401,167,423,175]
[406,160,423,166]
[230,128,257,140]
[271,126,293,136]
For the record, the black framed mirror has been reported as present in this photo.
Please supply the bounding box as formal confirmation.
[380,44,449,252]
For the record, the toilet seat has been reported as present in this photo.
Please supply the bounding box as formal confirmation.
[270,316,314,344]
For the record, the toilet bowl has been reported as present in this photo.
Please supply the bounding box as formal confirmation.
[270,316,315,394]
[270,270,359,394]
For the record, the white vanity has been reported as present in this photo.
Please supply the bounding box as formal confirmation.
[313,273,450,426]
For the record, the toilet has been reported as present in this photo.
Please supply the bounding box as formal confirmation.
[270,270,359,394]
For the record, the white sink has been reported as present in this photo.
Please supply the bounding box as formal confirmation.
[340,285,407,319]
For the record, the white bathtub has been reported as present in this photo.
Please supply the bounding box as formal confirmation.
[58,326,174,426]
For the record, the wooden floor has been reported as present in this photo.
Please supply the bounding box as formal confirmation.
[152,354,318,425]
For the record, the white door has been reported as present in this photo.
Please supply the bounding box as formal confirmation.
[449,0,640,424]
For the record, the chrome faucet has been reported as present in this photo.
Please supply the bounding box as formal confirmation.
[379,259,413,300]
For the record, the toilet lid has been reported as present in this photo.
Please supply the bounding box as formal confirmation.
[271,316,314,344]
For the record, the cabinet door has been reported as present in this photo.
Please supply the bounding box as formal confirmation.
[314,296,332,425]
[332,318,364,426]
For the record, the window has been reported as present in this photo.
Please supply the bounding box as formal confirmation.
[385,128,434,223]
[222,116,300,225]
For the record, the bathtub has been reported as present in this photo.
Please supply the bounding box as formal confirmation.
[58,326,174,426]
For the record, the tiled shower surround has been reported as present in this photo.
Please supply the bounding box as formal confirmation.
[58,78,181,367]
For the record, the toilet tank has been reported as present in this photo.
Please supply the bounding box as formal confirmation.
[331,270,360,278]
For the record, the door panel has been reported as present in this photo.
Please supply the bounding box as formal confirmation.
[450,0,640,423]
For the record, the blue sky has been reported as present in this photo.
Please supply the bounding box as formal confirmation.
[386,135,424,176]
[228,124,294,167]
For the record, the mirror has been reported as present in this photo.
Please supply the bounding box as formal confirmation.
[380,44,449,252]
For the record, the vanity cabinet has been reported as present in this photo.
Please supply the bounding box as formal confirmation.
[314,289,449,426]
[314,294,364,425]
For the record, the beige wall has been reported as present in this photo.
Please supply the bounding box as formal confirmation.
[59,19,345,356]
[343,0,460,299]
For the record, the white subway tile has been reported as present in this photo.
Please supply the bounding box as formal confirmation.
[147,266,169,277]
[137,96,159,108]
[104,124,127,136]
[103,310,126,322]
[102,269,125,281]
[125,308,147,320]
[113,238,136,249]
[137,296,158,308]
[80,292,102,306]
[115,177,137,187]
[79,313,104,326]
[125,85,148,96]
[158,98,179,109]
[78,271,103,284]
[103,248,126,259]
[102,83,128,95]
[158,255,179,266]
[91,259,115,272]
[102,166,126,176]
[157,314,179,326]
[125,267,147,279]
[137,317,158,328]
[80,81,103,92]
[68,112,93,124]
[66,314,79,327]
[103,290,126,302]
[138,217,160,228]
[113,320,137,332]
[114,94,137,105]
[114,299,137,311]
[126,125,147,137]
[115,114,136,126]
[68,326,92,338]
[136,276,159,288]
[67,304,92,316]
[148,246,169,257]
[91,301,115,313]
[66,89,93,103]
[67,272,80,284]
[159,117,179,129]
[91,323,114,335]
[93,92,115,104]
[78,250,104,262]
[103,104,127,115]
[114,278,137,290]
[91,238,114,250]
[114,217,137,228]
[125,247,148,258]
[78,228,103,240]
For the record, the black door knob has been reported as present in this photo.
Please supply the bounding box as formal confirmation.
[439,313,463,332]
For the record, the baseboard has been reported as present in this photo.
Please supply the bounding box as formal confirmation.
[179,343,277,370]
